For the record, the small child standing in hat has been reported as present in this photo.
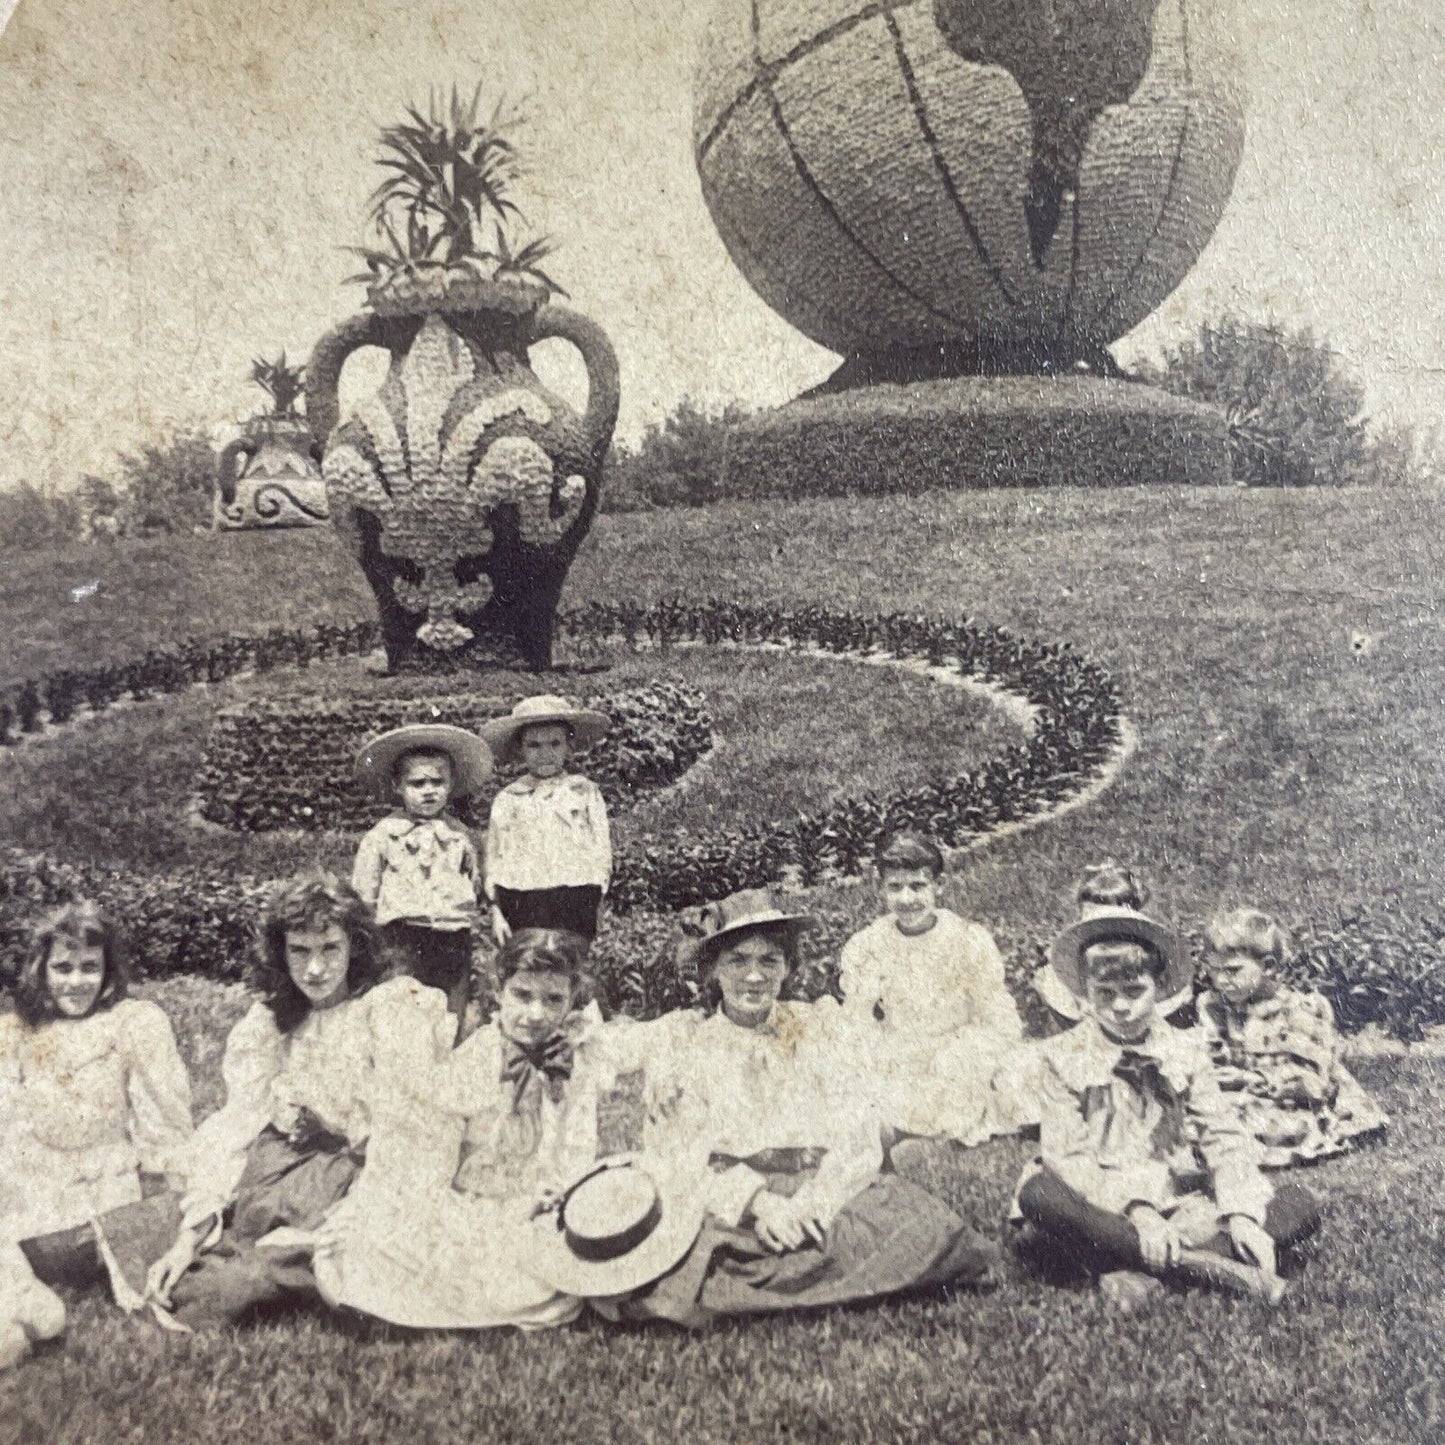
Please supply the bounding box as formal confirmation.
[352,723,492,1019]
[837,831,1022,1145]
[481,695,612,946]
[1013,908,1321,1310]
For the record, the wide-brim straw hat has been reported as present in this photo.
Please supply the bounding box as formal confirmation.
[1048,907,1193,1001]
[523,1156,704,1299]
[677,887,817,971]
[479,695,611,766]
[354,724,494,800]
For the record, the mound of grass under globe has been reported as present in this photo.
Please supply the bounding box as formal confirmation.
[194,681,713,832]
[717,376,1229,497]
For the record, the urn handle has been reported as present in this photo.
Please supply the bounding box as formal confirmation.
[216,438,257,506]
[528,303,621,464]
[304,311,397,454]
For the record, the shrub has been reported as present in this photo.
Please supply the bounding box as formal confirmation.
[109,427,218,535]
[602,397,753,511]
[0,483,83,553]
[0,620,381,746]
[1139,318,1419,488]
[194,681,714,832]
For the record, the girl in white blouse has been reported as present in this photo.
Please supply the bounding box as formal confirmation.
[616,890,999,1327]
[311,928,604,1329]
[1,901,192,1368]
[145,873,453,1331]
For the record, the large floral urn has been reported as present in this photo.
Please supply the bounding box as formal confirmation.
[306,276,620,671]
[214,417,330,531]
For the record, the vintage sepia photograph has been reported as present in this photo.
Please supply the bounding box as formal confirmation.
[0,0,1440,1440]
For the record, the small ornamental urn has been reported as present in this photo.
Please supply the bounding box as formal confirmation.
[307,272,620,671]
[214,416,330,531]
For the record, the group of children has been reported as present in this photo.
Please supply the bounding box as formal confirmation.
[0,697,1388,1363]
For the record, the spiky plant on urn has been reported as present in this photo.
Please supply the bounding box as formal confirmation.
[307,88,619,671]
[215,353,330,531]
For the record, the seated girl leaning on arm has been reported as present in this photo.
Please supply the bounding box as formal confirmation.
[481,696,612,947]
[310,928,606,1330]
[352,723,492,1024]
[1013,909,1322,1311]
[837,831,1022,1145]
[0,901,192,1367]
[145,873,454,1331]
[1199,907,1387,1167]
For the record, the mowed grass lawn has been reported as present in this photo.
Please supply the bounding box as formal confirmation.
[2,486,1444,1441]
[7,972,1442,1445]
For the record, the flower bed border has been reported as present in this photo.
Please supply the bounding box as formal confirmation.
[1,595,1121,952]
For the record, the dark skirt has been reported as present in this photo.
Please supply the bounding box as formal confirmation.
[168,1126,365,1330]
[627,1158,998,1327]
[21,1188,182,1299]
[494,885,603,942]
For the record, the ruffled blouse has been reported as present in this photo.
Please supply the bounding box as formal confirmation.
[180,977,454,1231]
[636,1003,883,1228]
[0,1000,193,1241]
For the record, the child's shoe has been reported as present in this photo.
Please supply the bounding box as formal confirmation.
[1175,1248,1288,1305]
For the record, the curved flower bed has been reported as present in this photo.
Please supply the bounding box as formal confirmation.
[0,597,1121,961]
[560,600,1122,910]
[194,682,714,832]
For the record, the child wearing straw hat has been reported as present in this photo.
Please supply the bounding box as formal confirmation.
[352,723,492,1019]
[1012,908,1321,1310]
[480,696,612,946]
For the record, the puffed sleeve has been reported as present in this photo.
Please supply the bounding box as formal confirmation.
[119,1001,194,1183]
[837,927,880,1020]
[482,793,507,900]
[351,823,387,909]
[791,1094,883,1229]
[365,977,454,1113]
[355,977,457,1184]
[179,1003,285,1233]
[959,923,1023,1040]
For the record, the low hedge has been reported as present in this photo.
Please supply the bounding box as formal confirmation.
[194,682,714,832]
[717,377,1230,499]
[1,595,1122,974]
[0,621,382,743]
[5,848,1440,1039]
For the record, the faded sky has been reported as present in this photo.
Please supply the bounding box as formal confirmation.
[0,0,1441,491]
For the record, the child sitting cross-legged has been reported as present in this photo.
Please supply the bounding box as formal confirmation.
[1014,909,1322,1310]
[1199,907,1387,1168]
[837,831,1022,1146]
[352,723,492,1023]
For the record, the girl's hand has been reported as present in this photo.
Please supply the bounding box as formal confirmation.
[491,910,512,948]
[1226,1216,1278,1276]
[750,1191,807,1254]
[531,1184,564,1219]
[145,1228,202,1307]
[1128,1205,1182,1272]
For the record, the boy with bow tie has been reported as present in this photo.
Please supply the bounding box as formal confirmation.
[352,724,492,1024]
[1013,908,1320,1310]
